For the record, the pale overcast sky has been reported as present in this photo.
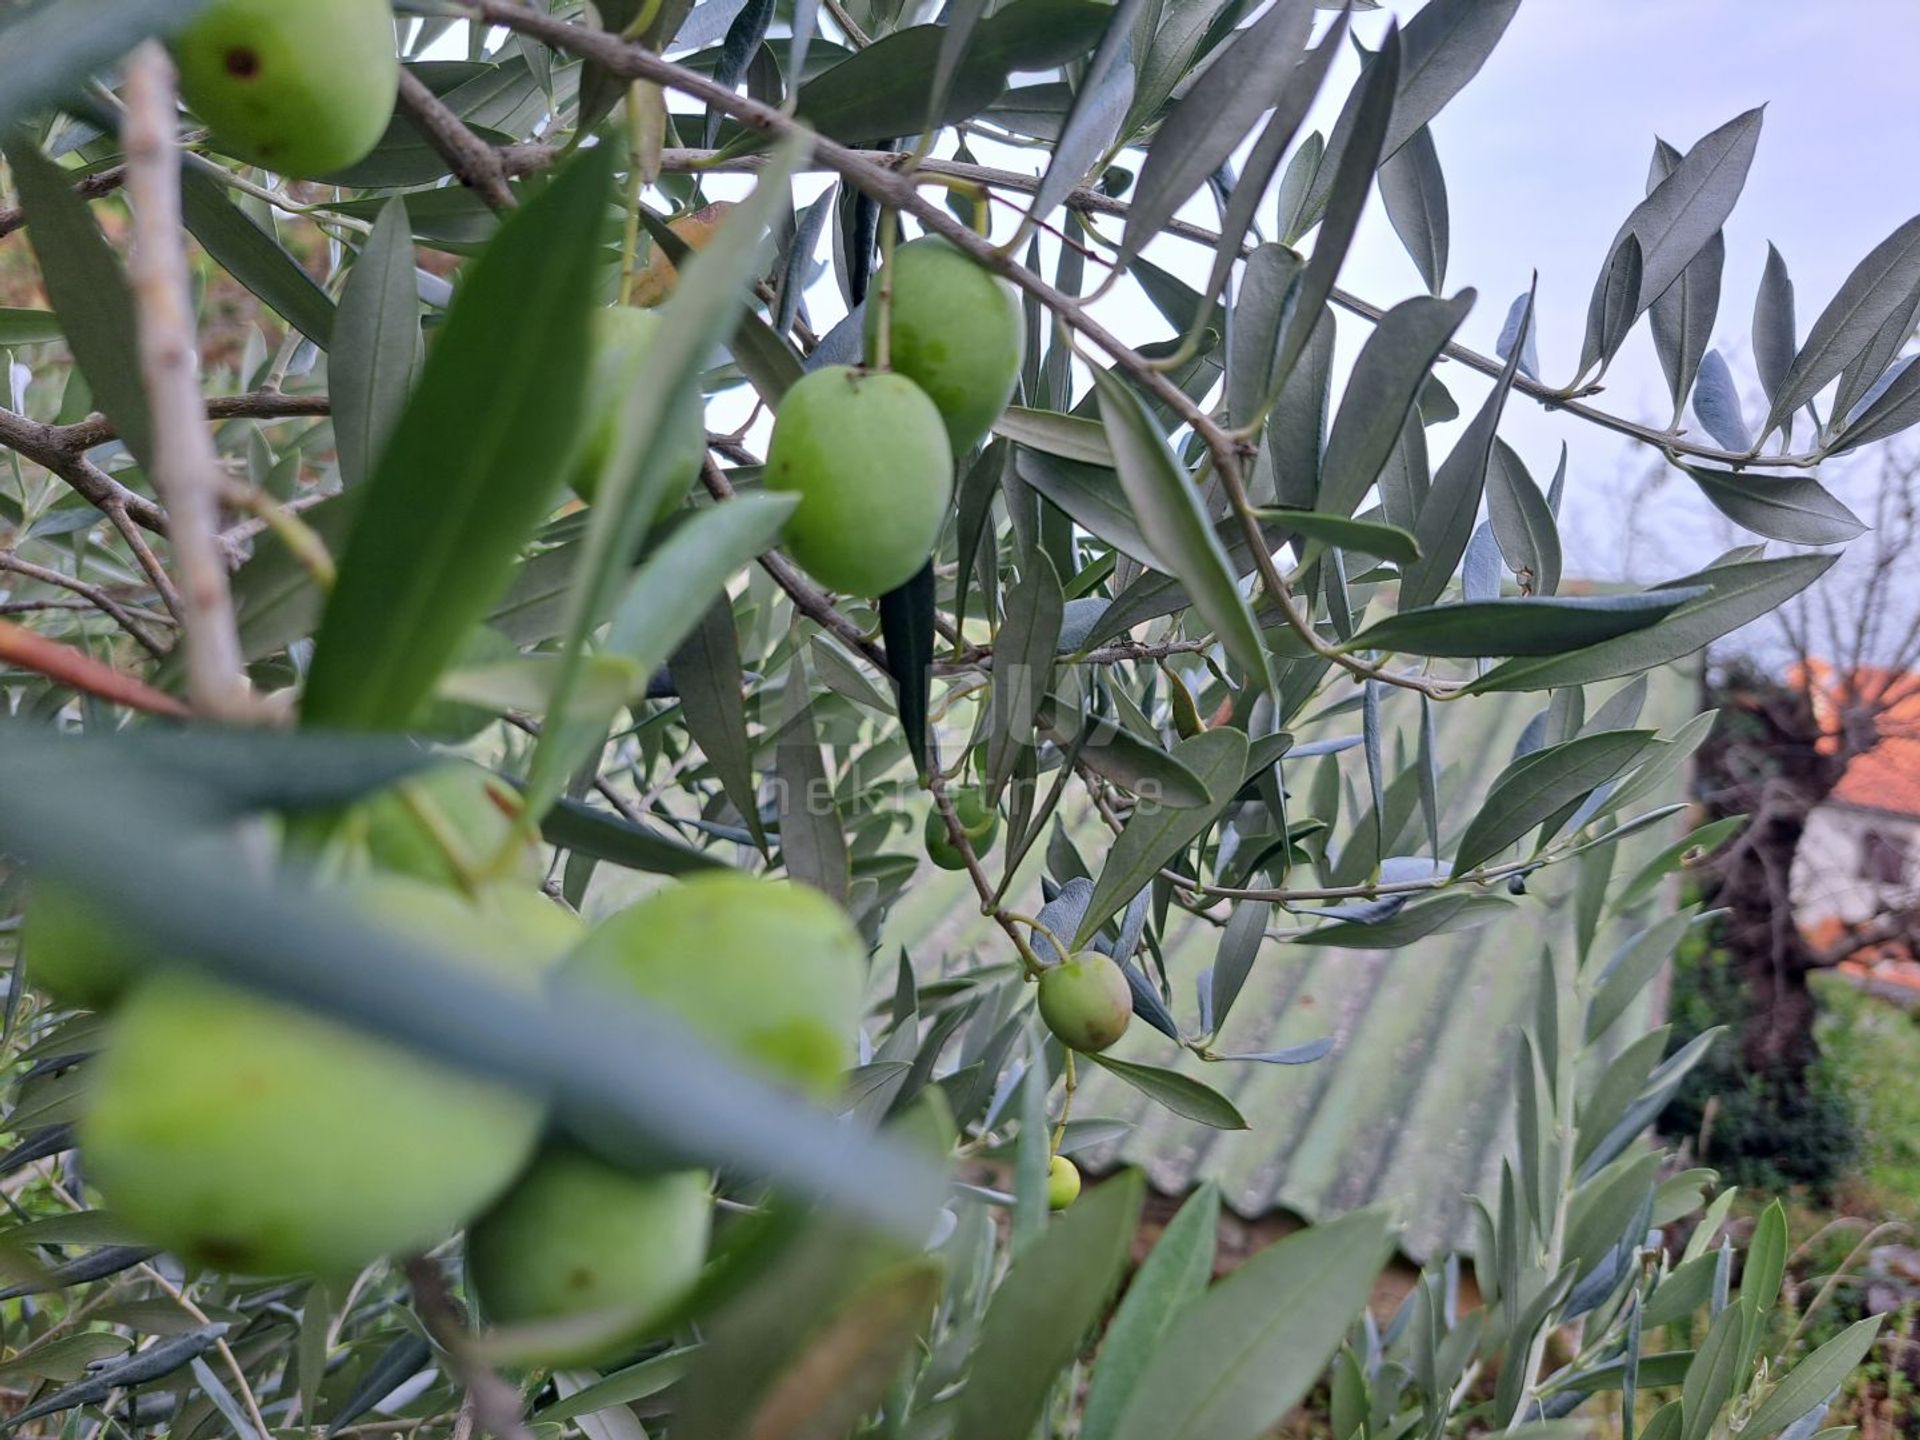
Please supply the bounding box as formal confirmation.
[1275,0,1920,584]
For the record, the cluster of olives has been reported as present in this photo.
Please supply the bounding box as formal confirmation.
[172,0,399,180]
[571,236,1026,615]
[173,0,1023,608]
[769,238,1025,596]
[30,766,867,1366]
[1031,953,1135,1210]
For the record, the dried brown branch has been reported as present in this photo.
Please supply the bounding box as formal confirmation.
[121,43,252,719]
[0,616,187,716]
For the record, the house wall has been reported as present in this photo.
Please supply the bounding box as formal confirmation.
[1793,802,1920,928]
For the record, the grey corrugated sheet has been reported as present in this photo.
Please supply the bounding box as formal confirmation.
[883,667,1697,1263]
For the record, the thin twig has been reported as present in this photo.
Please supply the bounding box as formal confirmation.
[819,0,873,46]
[104,502,184,619]
[50,390,331,453]
[0,164,126,238]
[0,551,171,657]
[121,44,252,720]
[460,136,1833,474]
[404,1257,534,1440]
[397,69,518,211]
[502,712,651,825]
[928,768,1047,976]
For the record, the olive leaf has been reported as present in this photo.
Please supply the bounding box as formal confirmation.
[1074,727,1248,947]
[304,147,609,730]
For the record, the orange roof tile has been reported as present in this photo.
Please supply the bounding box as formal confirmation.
[1803,661,1920,819]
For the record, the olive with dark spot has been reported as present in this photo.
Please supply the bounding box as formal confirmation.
[173,0,398,179]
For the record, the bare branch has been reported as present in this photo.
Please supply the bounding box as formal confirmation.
[50,390,331,453]
[477,135,1832,473]
[121,43,252,720]
[0,550,171,658]
[397,69,518,211]
[699,456,890,670]
[1813,904,1920,969]
[105,502,184,619]
[0,406,170,533]
[0,164,126,239]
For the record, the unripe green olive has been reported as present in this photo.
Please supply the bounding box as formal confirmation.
[1047,1153,1082,1210]
[572,307,707,518]
[359,762,539,890]
[765,366,953,597]
[923,787,1000,871]
[79,883,558,1277]
[21,881,140,1010]
[467,1145,711,1365]
[77,877,571,1276]
[864,237,1025,454]
[561,873,866,1099]
[174,0,398,180]
[1036,952,1134,1053]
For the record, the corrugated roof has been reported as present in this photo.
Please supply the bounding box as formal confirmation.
[884,664,1698,1263]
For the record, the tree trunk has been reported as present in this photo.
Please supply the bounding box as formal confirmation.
[1693,664,1847,1081]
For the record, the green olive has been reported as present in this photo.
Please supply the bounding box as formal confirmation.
[21,881,140,1010]
[174,0,398,179]
[467,1145,711,1366]
[561,873,866,1099]
[571,307,708,518]
[359,763,535,890]
[1036,952,1134,1053]
[864,237,1025,454]
[1047,1153,1082,1210]
[923,787,1000,871]
[765,366,952,597]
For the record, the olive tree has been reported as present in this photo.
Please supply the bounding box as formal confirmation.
[0,0,1910,1437]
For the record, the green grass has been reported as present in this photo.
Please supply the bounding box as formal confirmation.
[1813,971,1920,1224]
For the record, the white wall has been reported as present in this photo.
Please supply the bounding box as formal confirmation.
[1793,803,1920,929]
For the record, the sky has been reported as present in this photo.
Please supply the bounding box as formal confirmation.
[848,0,1920,595]
[1305,0,1920,585]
